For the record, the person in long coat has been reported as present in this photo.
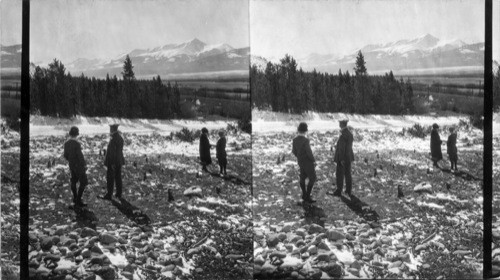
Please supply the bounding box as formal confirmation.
[333,119,355,197]
[447,127,458,171]
[103,124,125,199]
[216,130,227,176]
[199,127,212,172]
[63,126,88,206]
[292,122,317,203]
[430,123,443,168]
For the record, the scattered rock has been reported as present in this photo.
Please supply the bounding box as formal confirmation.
[267,234,280,247]
[40,237,53,251]
[99,233,118,244]
[308,224,324,234]
[326,229,345,241]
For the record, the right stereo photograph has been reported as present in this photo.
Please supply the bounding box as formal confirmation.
[251,0,487,279]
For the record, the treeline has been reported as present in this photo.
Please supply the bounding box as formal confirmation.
[30,56,181,119]
[251,53,417,115]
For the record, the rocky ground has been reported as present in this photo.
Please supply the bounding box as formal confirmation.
[252,123,483,279]
[492,135,500,278]
[2,127,253,280]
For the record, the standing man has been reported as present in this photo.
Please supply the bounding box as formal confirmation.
[292,122,317,203]
[216,130,228,177]
[447,127,458,171]
[103,124,125,200]
[199,127,212,172]
[333,119,355,197]
[430,123,443,168]
[63,126,88,206]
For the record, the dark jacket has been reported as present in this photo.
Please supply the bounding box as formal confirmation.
[105,132,125,166]
[334,128,355,163]
[199,133,212,164]
[292,135,315,166]
[216,137,227,159]
[63,138,86,173]
[447,133,458,160]
[430,128,443,160]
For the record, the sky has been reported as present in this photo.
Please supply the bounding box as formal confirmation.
[495,0,500,62]
[1,0,22,46]
[2,0,250,64]
[0,0,498,64]
[251,0,488,61]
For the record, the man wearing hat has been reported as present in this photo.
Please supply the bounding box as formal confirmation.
[333,119,355,197]
[430,123,443,168]
[292,122,317,203]
[63,126,88,206]
[103,124,125,200]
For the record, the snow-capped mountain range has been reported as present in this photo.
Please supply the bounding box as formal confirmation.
[65,38,250,78]
[0,35,491,77]
[1,39,249,78]
[1,44,22,70]
[252,34,485,75]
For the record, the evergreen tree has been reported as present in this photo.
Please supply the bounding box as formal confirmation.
[354,51,367,76]
[122,55,135,80]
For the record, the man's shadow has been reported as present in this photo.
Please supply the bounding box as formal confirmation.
[300,202,327,227]
[438,167,481,181]
[205,170,251,186]
[72,205,98,230]
[110,198,151,225]
[340,194,380,222]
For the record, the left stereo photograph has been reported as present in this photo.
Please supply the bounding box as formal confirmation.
[1,0,253,279]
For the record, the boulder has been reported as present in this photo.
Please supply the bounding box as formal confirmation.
[326,229,345,241]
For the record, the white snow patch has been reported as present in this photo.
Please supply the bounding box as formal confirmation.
[332,248,355,265]
[227,53,241,58]
[281,255,303,267]
[426,192,468,203]
[187,205,215,214]
[417,201,444,210]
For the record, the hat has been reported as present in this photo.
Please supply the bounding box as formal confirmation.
[201,127,208,134]
[432,123,439,129]
[69,126,79,137]
[110,124,119,132]
[339,119,349,126]
[298,122,308,132]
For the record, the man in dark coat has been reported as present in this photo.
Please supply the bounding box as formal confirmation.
[103,124,125,200]
[63,126,88,206]
[333,119,355,197]
[199,127,212,172]
[447,127,458,171]
[430,123,443,168]
[216,130,227,176]
[292,122,317,203]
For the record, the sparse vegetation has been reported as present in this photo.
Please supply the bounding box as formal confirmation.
[174,127,200,142]
[407,124,429,138]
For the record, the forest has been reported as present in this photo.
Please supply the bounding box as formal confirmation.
[30,56,181,119]
[251,51,499,116]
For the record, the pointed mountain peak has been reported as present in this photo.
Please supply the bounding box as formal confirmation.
[188,38,205,45]
[420,33,438,40]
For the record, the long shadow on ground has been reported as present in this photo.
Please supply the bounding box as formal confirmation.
[301,203,327,227]
[206,171,251,185]
[71,205,98,229]
[439,167,482,181]
[340,194,380,222]
[108,197,152,227]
